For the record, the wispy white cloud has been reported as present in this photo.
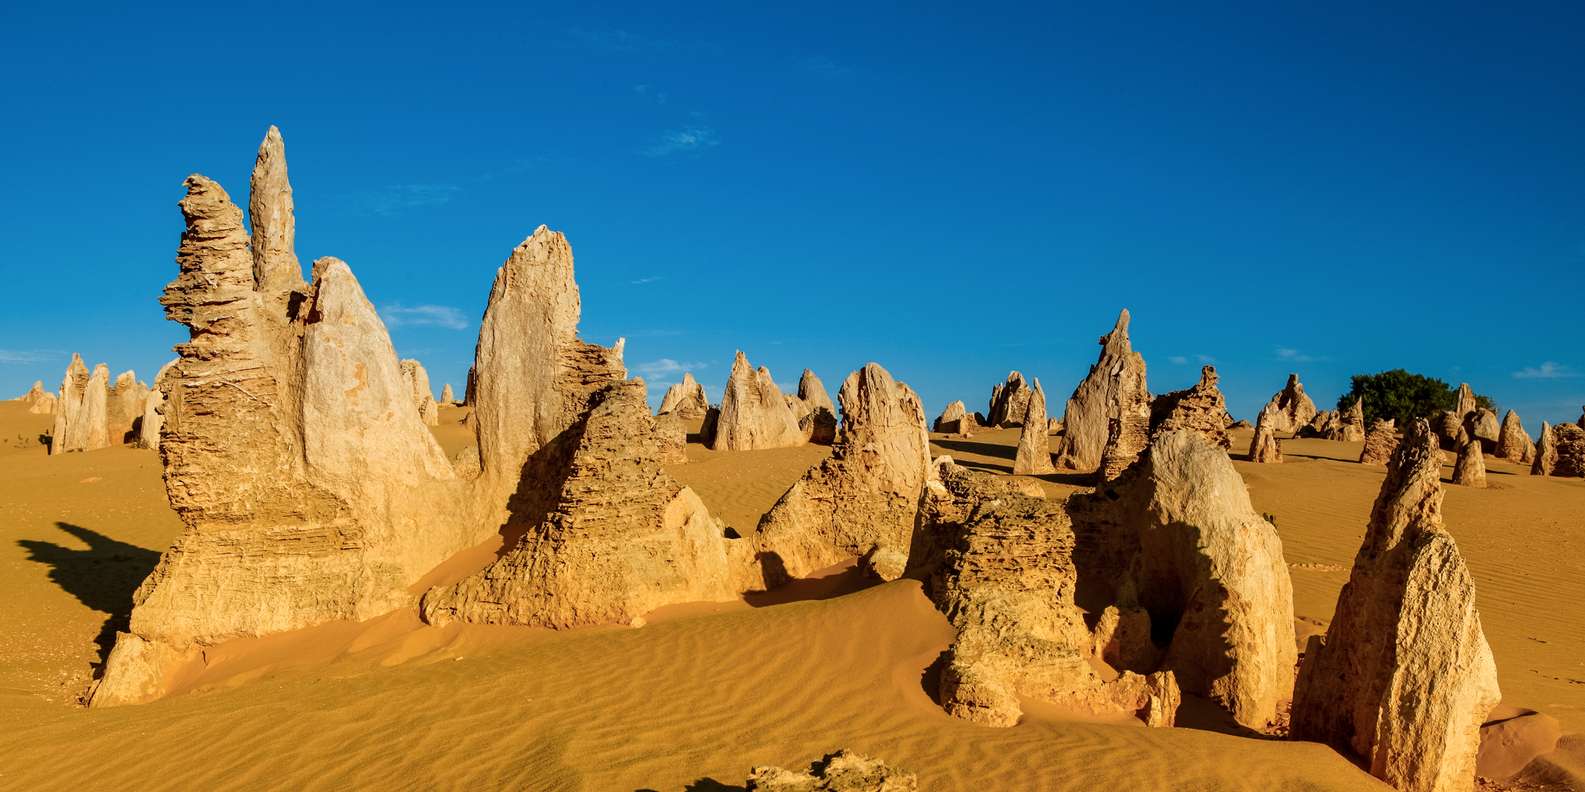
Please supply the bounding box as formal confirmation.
[633,84,669,104]
[798,54,850,79]
[0,349,55,364]
[1168,355,1188,365]
[383,304,469,330]
[1512,361,1578,380]
[352,184,462,215]
[566,27,674,54]
[1276,347,1320,363]
[1197,354,1216,364]
[646,126,719,157]
[630,275,664,285]
[635,358,707,379]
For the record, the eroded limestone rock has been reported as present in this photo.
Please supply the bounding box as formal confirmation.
[711,352,804,450]
[1012,378,1055,475]
[1325,397,1366,443]
[440,383,455,404]
[1531,421,1556,476]
[400,359,440,426]
[987,371,1032,428]
[1453,439,1487,488]
[1149,365,1230,449]
[421,380,750,627]
[1249,403,1283,463]
[753,363,930,582]
[933,400,971,434]
[1290,420,1500,792]
[137,360,176,449]
[1261,374,1319,435]
[1495,410,1532,463]
[1359,419,1399,466]
[657,371,709,419]
[1055,309,1149,472]
[20,380,56,415]
[1552,423,1585,478]
[49,355,109,455]
[917,460,1179,728]
[746,749,917,792]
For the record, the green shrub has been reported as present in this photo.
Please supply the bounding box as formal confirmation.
[1336,370,1496,427]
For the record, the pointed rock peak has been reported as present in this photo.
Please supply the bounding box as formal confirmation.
[1365,419,1445,555]
[180,174,242,222]
[249,125,303,301]
[1286,373,1301,388]
[66,352,87,378]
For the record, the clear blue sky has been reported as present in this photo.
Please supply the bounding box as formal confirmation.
[2,2,1582,429]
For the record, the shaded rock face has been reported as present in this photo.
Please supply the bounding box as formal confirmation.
[49,355,110,455]
[1325,397,1366,443]
[986,371,1032,428]
[400,359,440,426]
[653,410,689,465]
[1249,403,1283,463]
[1149,365,1230,449]
[795,369,838,445]
[95,129,625,707]
[932,400,971,433]
[1434,410,1468,451]
[106,370,149,445]
[1055,309,1149,472]
[1301,409,1339,438]
[915,461,1180,728]
[753,363,930,583]
[711,352,804,450]
[1012,378,1055,475]
[1551,423,1585,478]
[1531,421,1556,476]
[1468,408,1499,447]
[747,749,917,792]
[138,360,177,449]
[1359,419,1399,466]
[656,371,708,419]
[797,368,835,415]
[1290,420,1500,792]
[1100,431,1298,729]
[421,380,751,628]
[1261,373,1319,435]
[21,380,57,415]
[1495,410,1532,463]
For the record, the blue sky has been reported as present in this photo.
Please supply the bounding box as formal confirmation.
[2,2,1582,429]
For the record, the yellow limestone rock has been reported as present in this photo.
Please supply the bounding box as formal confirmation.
[753,363,930,582]
[656,371,709,419]
[1012,378,1055,475]
[1261,373,1319,435]
[400,359,440,426]
[1249,402,1284,463]
[1291,420,1500,792]
[710,351,804,450]
[747,749,917,791]
[49,354,109,454]
[1054,309,1149,472]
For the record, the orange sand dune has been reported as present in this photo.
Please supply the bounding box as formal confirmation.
[2,400,1580,790]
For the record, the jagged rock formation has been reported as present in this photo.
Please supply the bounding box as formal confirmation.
[137,360,177,449]
[1301,409,1339,438]
[94,128,626,706]
[753,363,930,582]
[19,380,56,414]
[1261,374,1319,435]
[1291,420,1500,792]
[1149,365,1230,449]
[1454,382,1477,417]
[917,460,1180,728]
[1055,310,1149,472]
[1468,408,1499,448]
[932,400,972,434]
[1551,423,1585,478]
[440,383,455,405]
[746,749,917,792]
[1453,439,1486,488]
[794,369,838,445]
[1495,410,1533,463]
[49,355,110,455]
[1249,403,1283,463]
[1531,421,1556,476]
[1096,407,1151,482]
[1012,379,1055,475]
[656,371,709,419]
[1097,431,1297,729]
[1359,419,1399,466]
[421,380,751,627]
[400,359,440,426]
[653,410,689,464]
[1324,397,1366,443]
[105,370,149,444]
[986,371,1032,428]
[710,352,804,451]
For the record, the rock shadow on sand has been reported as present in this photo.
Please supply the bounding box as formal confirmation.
[17,522,162,670]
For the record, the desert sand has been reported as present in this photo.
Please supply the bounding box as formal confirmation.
[3,399,1581,790]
